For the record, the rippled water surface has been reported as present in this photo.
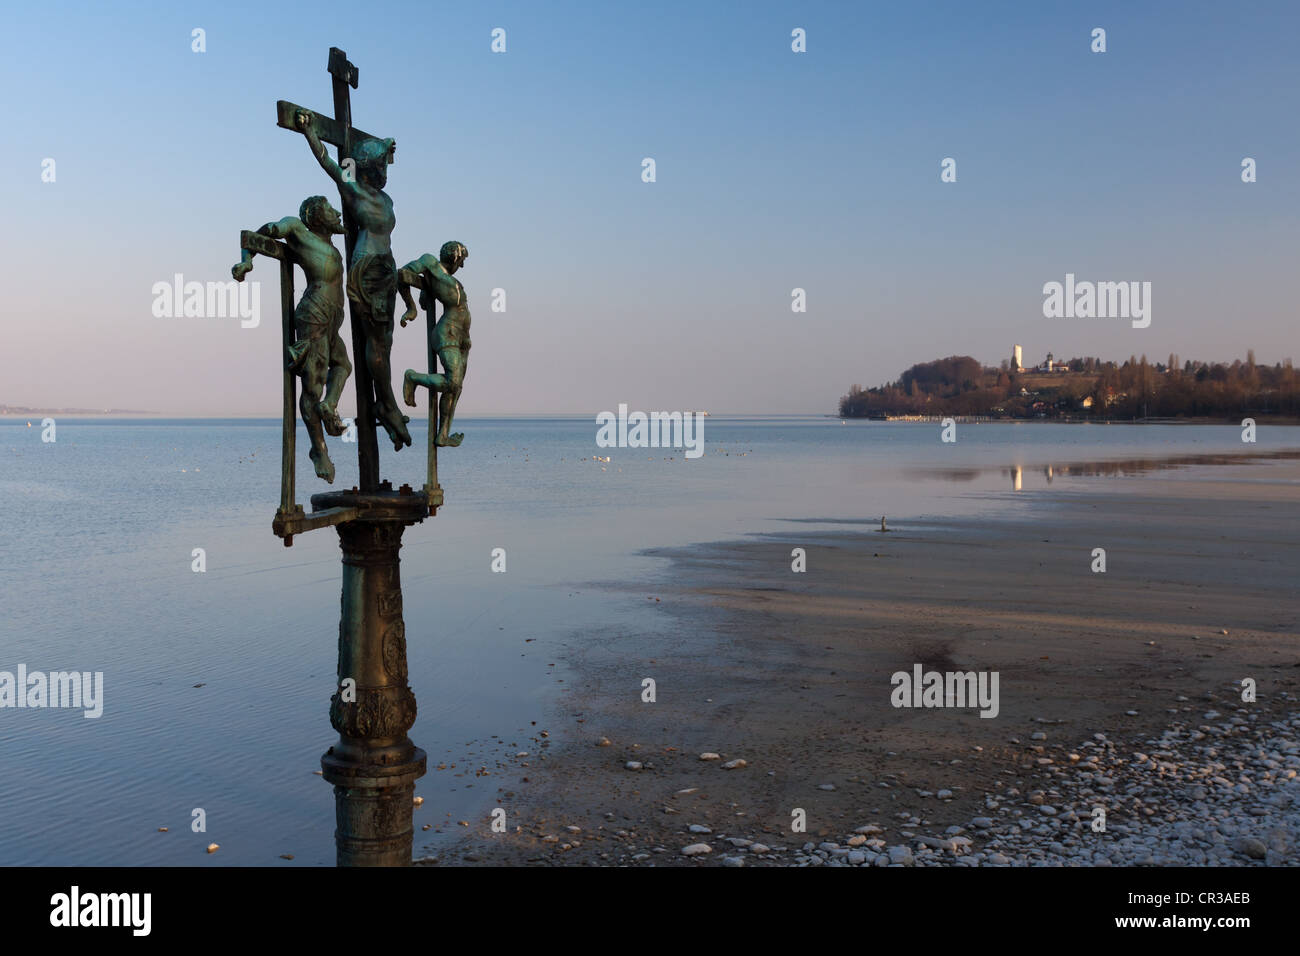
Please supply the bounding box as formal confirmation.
[1,416,1295,864]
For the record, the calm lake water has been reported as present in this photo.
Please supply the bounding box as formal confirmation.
[1,416,1296,865]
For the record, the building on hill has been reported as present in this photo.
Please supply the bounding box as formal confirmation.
[1037,351,1068,372]
[1012,344,1023,371]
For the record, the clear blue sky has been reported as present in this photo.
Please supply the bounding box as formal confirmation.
[3,0,1297,415]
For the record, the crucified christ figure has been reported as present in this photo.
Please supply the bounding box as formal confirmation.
[293,108,412,452]
[398,242,471,447]
[233,196,351,482]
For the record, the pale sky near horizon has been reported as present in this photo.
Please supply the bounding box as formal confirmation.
[3,0,1297,416]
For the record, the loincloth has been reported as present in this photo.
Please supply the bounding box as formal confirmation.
[294,289,340,335]
[347,253,396,326]
[288,291,347,373]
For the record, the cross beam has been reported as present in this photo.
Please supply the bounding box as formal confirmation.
[274,100,382,156]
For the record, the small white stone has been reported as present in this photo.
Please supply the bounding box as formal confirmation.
[681,843,712,856]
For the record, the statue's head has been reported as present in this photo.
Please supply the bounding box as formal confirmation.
[440,241,468,274]
[351,137,395,188]
[299,195,343,235]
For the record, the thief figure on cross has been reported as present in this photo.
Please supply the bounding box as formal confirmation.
[233,196,351,483]
[293,108,412,452]
[398,242,471,447]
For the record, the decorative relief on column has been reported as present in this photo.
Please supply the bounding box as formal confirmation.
[329,685,417,738]
[378,588,403,618]
[381,621,408,680]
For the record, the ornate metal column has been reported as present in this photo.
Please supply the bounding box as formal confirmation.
[318,486,427,867]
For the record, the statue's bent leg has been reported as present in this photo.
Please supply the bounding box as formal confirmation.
[402,369,449,407]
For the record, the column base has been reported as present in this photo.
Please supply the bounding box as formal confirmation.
[322,745,428,867]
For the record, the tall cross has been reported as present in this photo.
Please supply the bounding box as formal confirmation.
[275,47,388,492]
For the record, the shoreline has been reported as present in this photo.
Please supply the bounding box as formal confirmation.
[434,459,1300,866]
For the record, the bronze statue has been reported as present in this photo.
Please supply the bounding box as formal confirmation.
[233,196,351,482]
[398,242,471,447]
[294,108,412,452]
[249,47,451,867]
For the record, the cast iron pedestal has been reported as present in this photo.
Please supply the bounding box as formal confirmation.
[316,486,428,866]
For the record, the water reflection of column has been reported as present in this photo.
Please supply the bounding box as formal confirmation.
[319,490,428,866]
[1012,465,1023,491]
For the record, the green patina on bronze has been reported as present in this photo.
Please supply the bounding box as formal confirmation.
[292,108,412,455]
[399,241,472,448]
[234,198,350,483]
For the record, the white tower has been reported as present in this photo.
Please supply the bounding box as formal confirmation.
[1012,344,1023,371]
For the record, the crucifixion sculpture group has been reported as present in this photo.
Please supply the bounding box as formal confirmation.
[233,46,471,539]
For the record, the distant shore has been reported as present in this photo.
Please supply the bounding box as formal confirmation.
[0,410,156,418]
[836,414,1300,425]
[437,455,1300,866]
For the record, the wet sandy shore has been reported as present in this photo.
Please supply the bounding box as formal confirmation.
[435,458,1300,866]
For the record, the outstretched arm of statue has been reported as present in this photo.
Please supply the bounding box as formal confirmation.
[234,219,298,280]
[295,110,351,191]
[397,256,442,326]
[397,268,420,327]
[257,217,300,241]
[232,249,254,282]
